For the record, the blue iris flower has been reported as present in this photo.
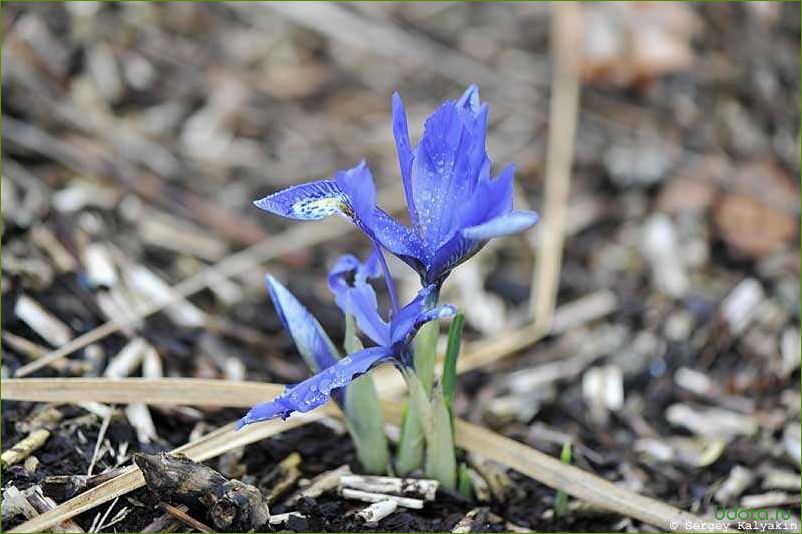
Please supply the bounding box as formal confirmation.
[236,253,455,428]
[254,85,538,286]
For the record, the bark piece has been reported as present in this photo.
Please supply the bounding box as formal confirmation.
[134,452,269,531]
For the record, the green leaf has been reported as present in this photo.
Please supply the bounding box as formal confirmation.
[458,463,474,500]
[554,441,572,519]
[344,374,390,474]
[423,385,457,490]
[342,314,390,474]
[395,399,424,475]
[442,312,465,414]
[397,322,439,474]
[413,320,438,393]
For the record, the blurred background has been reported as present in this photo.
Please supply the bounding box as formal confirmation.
[1,1,800,531]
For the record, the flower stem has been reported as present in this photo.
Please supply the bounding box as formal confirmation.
[372,242,400,315]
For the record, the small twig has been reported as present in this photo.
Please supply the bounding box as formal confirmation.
[531,2,582,326]
[162,503,215,533]
[142,505,185,533]
[43,468,128,502]
[87,409,112,476]
[89,496,119,533]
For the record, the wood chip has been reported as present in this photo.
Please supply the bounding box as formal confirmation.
[269,512,306,526]
[357,499,398,525]
[666,404,757,440]
[340,475,439,501]
[1,429,53,470]
[287,464,351,504]
[715,465,755,504]
[14,295,73,347]
[720,279,765,334]
[452,507,484,533]
[340,488,424,510]
[640,214,689,298]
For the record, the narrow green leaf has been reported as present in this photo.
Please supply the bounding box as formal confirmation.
[442,312,465,413]
[458,463,474,500]
[554,441,572,519]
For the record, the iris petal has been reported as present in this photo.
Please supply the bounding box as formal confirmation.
[254,180,344,220]
[327,254,391,347]
[236,346,393,427]
[392,93,418,228]
[369,210,426,274]
[335,160,376,225]
[461,210,540,241]
[266,275,340,373]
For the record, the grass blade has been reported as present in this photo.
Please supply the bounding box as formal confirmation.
[442,312,465,411]
[554,441,572,519]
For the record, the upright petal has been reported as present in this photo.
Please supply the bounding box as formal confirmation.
[236,346,393,427]
[266,275,340,372]
[392,93,418,228]
[456,163,515,231]
[254,180,345,220]
[410,90,490,250]
[457,84,481,117]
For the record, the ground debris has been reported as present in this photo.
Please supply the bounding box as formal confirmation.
[134,452,270,531]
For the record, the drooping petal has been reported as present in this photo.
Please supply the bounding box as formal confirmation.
[236,346,393,427]
[327,253,390,347]
[266,275,340,373]
[461,210,540,241]
[254,180,345,220]
[392,93,418,228]
[413,304,457,332]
